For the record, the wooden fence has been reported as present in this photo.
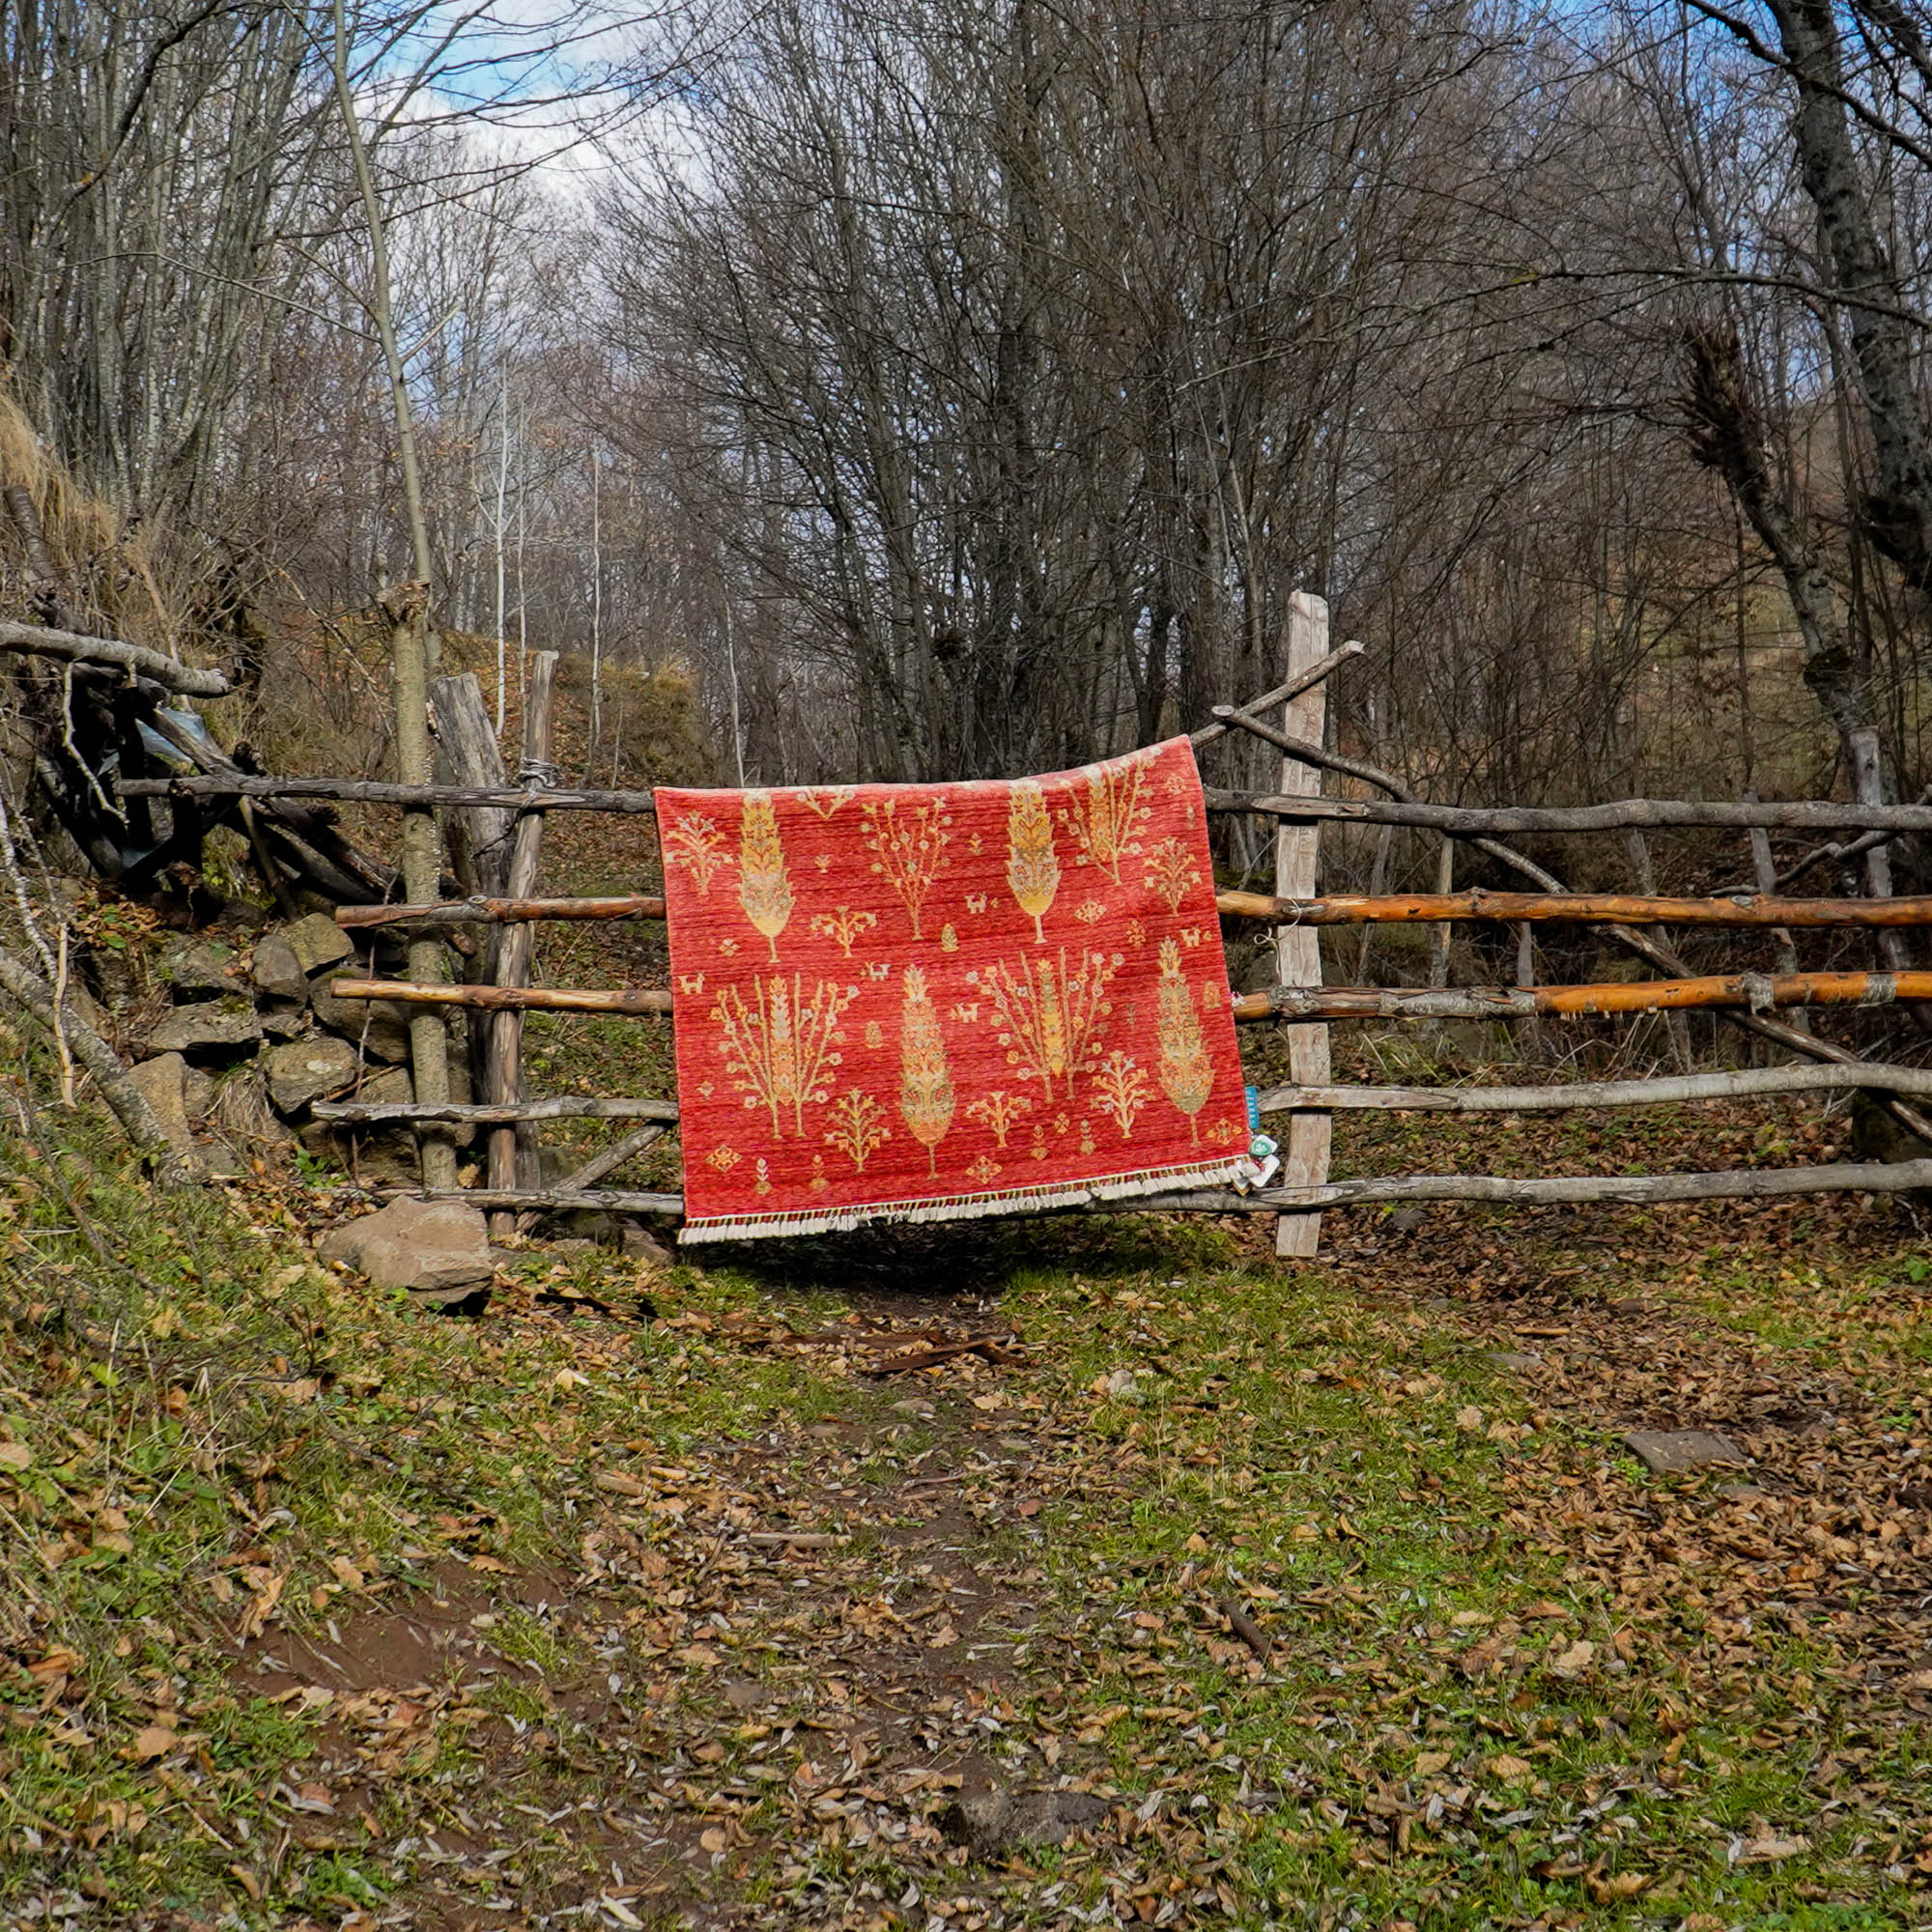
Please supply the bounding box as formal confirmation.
[119,598,1932,1252]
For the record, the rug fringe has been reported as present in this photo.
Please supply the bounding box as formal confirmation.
[678,1156,1248,1244]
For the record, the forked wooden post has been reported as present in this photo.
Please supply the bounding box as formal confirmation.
[1272,592,1333,1259]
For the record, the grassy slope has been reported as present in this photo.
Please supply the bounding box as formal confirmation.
[3,1067,1930,1930]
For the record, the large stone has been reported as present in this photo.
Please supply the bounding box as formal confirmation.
[250,933,309,1005]
[148,1001,261,1055]
[1623,1430,1747,1476]
[181,1065,215,1122]
[128,1053,194,1153]
[265,1037,359,1113]
[317,1198,494,1298]
[283,913,355,977]
[309,980,412,1063]
[158,938,242,998]
[357,1065,414,1106]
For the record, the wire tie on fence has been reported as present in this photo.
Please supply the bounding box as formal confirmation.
[1863,972,1898,1008]
[517,757,562,795]
[1739,971,1775,1013]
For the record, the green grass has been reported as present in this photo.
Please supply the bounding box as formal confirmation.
[4,1051,1930,1925]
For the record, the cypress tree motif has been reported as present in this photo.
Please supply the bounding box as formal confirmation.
[897,966,954,1176]
[1006,777,1061,942]
[1154,938,1213,1141]
[736,790,795,961]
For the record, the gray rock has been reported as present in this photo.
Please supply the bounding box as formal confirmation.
[250,933,308,1005]
[620,1223,671,1264]
[938,1786,1112,1858]
[317,1198,495,1299]
[158,938,241,998]
[1623,1429,1747,1475]
[357,1064,414,1106]
[210,899,272,940]
[128,1053,195,1153]
[309,980,413,1062]
[148,1000,261,1055]
[181,1065,215,1122]
[283,912,355,977]
[259,1006,310,1040]
[265,1037,359,1113]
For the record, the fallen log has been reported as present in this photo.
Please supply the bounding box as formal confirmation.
[0,621,232,697]
[314,1096,677,1124]
[1240,969,1932,1023]
[1257,1062,1932,1112]
[328,978,672,1015]
[1216,887,1932,928]
[0,940,176,1160]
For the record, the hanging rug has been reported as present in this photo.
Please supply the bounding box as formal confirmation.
[655,736,1248,1241]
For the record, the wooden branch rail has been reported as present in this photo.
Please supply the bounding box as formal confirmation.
[329,977,671,1015]
[1204,787,1932,835]
[1256,969,1932,1022]
[120,769,1932,838]
[1139,1156,1932,1211]
[396,1186,684,1215]
[313,1096,677,1125]
[0,621,233,697]
[120,773,660,812]
[387,1153,1932,1224]
[1188,639,1364,748]
[1256,1062,1932,1113]
[337,893,667,928]
[1218,888,1932,927]
[338,884,1932,939]
[329,968,1932,1026]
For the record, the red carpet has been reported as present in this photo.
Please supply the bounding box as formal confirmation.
[656,737,1247,1241]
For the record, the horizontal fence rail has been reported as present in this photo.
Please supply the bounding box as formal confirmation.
[1259,969,1932,1022]
[1256,1063,1932,1112]
[1219,889,1932,927]
[383,1153,1932,1225]
[330,968,1932,1027]
[119,770,1932,837]
[1204,788,1932,835]
[338,886,1932,933]
[314,1096,678,1125]
[330,977,672,1015]
[338,894,668,928]
[1139,1157,1932,1212]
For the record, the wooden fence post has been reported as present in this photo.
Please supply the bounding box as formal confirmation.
[1272,591,1332,1259]
[385,586,456,1190]
[1746,790,1806,1037]
[489,651,558,1237]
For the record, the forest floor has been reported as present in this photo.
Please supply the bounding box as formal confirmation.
[3,1093,1931,1932]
